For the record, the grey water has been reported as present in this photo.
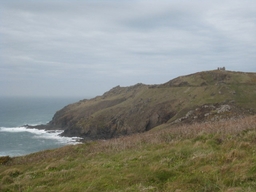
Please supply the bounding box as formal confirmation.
[0,96,84,157]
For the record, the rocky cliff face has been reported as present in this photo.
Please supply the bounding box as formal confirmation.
[46,70,256,140]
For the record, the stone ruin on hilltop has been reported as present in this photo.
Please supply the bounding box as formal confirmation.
[217,67,226,71]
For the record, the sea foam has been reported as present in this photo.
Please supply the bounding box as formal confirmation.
[0,126,82,145]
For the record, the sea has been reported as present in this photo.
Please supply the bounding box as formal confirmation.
[0,96,85,157]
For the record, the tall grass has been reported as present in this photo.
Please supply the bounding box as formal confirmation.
[1,115,256,191]
[91,115,256,153]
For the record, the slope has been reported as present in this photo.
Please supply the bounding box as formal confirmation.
[47,70,256,139]
[1,115,256,191]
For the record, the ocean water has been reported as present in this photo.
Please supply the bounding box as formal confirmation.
[0,96,84,157]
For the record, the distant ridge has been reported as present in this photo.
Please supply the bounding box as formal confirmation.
[41,70,256,140]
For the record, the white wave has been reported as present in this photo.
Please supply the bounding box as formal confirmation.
[32,131,82,144]
[0,127,82,145]
[0,127,46,133]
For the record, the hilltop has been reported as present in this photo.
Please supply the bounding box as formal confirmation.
[2,69,256,191]
[45,70,256,140]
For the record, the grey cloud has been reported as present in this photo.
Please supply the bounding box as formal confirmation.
[1,0,256,97]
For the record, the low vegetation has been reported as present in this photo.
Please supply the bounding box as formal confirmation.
[2,70,256,191]
[45,70,256,140]
[1,115,256,191]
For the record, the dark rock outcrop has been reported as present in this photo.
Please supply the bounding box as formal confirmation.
[37,70,256,140]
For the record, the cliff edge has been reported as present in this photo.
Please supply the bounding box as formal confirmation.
[45,70,256,140]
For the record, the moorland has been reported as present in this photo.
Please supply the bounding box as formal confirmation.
[1,69,256,191]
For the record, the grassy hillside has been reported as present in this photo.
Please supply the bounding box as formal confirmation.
[1,115,256,191]
[48,70,256,140]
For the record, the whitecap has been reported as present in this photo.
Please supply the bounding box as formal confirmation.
[0,127,45,133]
[32,130,82,144]
[0,126,82,145]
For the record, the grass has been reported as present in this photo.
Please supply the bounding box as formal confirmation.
[49,70,256,141]
[1,115,256,191]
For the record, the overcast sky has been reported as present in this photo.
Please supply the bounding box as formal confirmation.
[1,0,256,98]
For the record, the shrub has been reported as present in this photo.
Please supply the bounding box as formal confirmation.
[0,156,11,165]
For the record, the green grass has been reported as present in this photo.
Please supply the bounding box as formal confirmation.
[1,115,256,191]
[48,70,256,141]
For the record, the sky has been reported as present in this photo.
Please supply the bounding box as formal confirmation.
[1,0,256,98]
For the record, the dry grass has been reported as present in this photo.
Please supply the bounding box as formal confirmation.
[91,115,256,153]
[49,70,256,141]
[1,115,256,191]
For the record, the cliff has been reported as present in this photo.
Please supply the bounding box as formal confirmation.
[46,70,256,140]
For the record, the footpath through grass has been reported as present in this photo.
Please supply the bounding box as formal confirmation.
[1,115,256,191]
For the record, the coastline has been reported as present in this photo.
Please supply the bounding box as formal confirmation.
[0,125,83,157]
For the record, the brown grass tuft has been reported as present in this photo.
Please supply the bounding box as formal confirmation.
[2,115,256,191]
